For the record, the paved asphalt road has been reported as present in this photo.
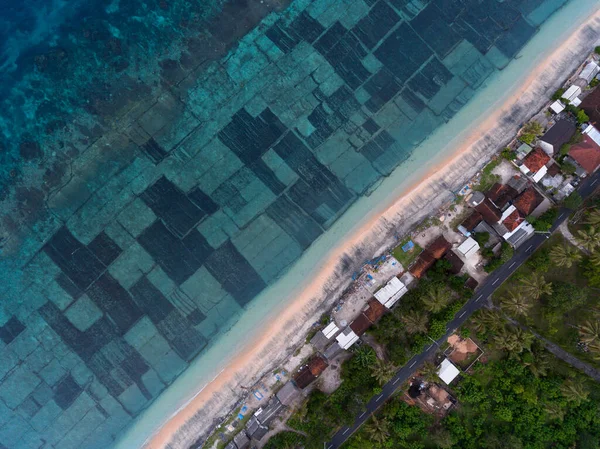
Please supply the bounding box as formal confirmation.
[326,171,600,449]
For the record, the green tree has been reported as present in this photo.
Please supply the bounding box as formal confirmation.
[418,361,439,382]
[577,109,590,124]
[501,290,532,316]
[401,310,429,334]
[354,346,377,368]
[549,243,582,268]
[370,359,395,386]
[577,320,600,344]
[429,427,453,448]
[493,326,534,354]
[519,273,552,300]
[584,209,600,226]
[564,191,583,210]
[560,379,589,406]
[591,251,600,267]
[561,162,577,175]
[577,226,600,252]
[519,133,535,145]
[472,308,504,333]
[522,121,544,136]
[544,402,565,421]
[365,415,390,443]
[422,286,451,313]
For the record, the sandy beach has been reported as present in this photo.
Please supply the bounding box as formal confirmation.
[124,5,600,449]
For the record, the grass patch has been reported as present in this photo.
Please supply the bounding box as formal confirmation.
[472,159,501,192]
[391,238,422,268]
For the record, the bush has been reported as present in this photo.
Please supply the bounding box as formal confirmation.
[551,88,565,101]
[561,162,577,175]
[563,192,583,210]
[595,46,600,55]
[519,133,535,145]
[528,208,557,232]
[501,147,516,160]
[577,109,590,125]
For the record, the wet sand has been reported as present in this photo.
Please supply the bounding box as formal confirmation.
[128,5,600,449]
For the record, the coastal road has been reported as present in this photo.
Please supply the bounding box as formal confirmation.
[325,171,600,449]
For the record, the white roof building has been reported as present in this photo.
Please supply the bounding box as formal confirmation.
[336,327,359,350]
[438,359,460,385]
[456,237,480,259]
[322,322,339,339]
[562,85,582,103]
[532,165,548,183]
[374,277,408,309]
[580,61,600,83]
[550,100,565,114]
[583,124,600,146]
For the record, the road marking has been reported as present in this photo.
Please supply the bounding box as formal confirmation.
[558,213,564,220]
[359,411,366,418]
[427,344,433,350]
[409,361,417,368]
[459,311,466,318]
[526,245,533,252]
[509,262,516,269]
[393,378,400,385]
[492,278,499,286]
[592,179,598,186]
[476,295,483,302]
[343,428,350,435]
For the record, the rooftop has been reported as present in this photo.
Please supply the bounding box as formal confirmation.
[336,327,359,350]
[444,251,464,274]
[323,342,343,360]
[502,209,525,232]
[409,251,436,279]
[474,198,502,224]
[234,431,250,449]
[581,85,600,126]
[513,187,543,216]
[507,175,528,194]
[364,297,387,323]
[293,366,317,389]
[460,211,482,232]
[349,313,372,336]
[426,235,451,259]
[276,382,300,406]
[438,358,460,385]
[308,355,329,377]
[487,183,518,210]
[374,276,407,308]
[540,119,576,152]
[523,147,551,172]
[569,135,600,174]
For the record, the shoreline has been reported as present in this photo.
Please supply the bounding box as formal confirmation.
[121,4,600,449]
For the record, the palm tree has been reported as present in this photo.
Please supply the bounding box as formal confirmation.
[472,308,504,333]
[419,361,439,382]
[422,286,451,313]
[401,310,428,334]
[519,273,553,300]
[549,244,582,268]
[354,346,377,368]
[577,320,600,344]
[590,251,600,267]
[544,402,565,421]
[523,352,550,378]
[370,359,395,386]
[500,290,532,317]
[493,326,534,354]
[588,340,600,359]
[365,415,390,443]
[584,208,600,226]
[577,227,600,252]
[522,121,544,136]
[560,379,589,405]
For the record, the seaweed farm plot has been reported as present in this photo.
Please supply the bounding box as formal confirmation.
[0,0,573,448]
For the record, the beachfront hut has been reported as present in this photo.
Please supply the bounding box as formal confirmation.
[276,381,300,406]
[456,237,480,259]
[538,119,576,156]
[336,327,359,350]
[550,100,565,115]
[438,359,460,385]
[374,277,407,308]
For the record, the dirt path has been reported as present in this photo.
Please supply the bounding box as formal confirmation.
[559,221,589,254]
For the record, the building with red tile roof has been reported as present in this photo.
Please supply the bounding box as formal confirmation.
[426,235,451,259]
[308,355,328,377]
[409,251,436,279]
[349,313,372,336]
[460,211,482,232]
[581,86,600,126]
[474,198,502,224]
[569,135,600,174]
[513,187,543,216]
[364,297,387,323]
[502,209,525,232]
[522,148,551,173]
[487,183,518,210]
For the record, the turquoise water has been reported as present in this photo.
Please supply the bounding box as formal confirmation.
[0,0,596,448]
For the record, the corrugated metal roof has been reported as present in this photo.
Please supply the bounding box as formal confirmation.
[374,277,407,308]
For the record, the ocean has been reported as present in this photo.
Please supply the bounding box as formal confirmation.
[0,0,597,448]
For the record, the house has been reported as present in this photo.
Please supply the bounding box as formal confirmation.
[487,183,518,210]
[234,431,250,449]
[374,276,408,309]
[562,85,582,106]
[245,416,268,441]
[579,60,600,84]
[513,187,543,216]
[549,100,565,115]
[473,221,500,248]
[507,175,528,194]
[474,198,502,224]
[310,322,340,351]
[276,382,300,406]
[427,235,452,259]
[293,356,328,389]
[464,277,478,290]
[458,211,482,236]
[516,142,533,159]
[225,442,237,449]
[349,313,372,336]
[456,237,480,259]
[444,251,464,274]
[323,342,343,360]
[364,297,387,323]
[255,397,284,426]
[538,119,576,156]
[409,251,436,279]
[438,358,460,385]
[335,327,359,349]
[467,190,485,207]
[521,147,551,182]
[569,125,600,175]
[581,86,600,126]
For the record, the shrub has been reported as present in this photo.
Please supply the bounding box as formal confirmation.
[519,133,535,145]
[563,191,583,210]
[501,147,516,160]
[551,88,565,101]
[595,46,600,55]
[561,162,577,175]
[577,109,590,125]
